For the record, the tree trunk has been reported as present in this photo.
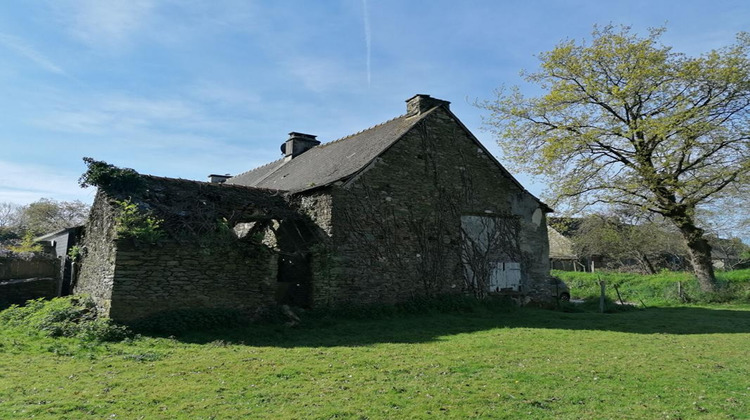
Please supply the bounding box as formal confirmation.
[676,222,718,292]
[640,254,657,275]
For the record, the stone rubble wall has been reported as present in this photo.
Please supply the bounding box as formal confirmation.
[317,107,552,306]
[0,277,58,306]
[76,187,284,323]
[108,240,277,323]
[74,190,118,315]
[0,256,58,280]
[73,107,554,321]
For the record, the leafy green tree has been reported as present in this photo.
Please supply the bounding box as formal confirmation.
[18,199,89,236]
[480,25,750,291]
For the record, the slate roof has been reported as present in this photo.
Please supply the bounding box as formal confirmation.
[226,111,431,192]
[226,100,550,211]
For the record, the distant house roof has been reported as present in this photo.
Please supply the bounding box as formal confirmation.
[34,226,82,243]
[227,112,428,192]
[548,226,576,259]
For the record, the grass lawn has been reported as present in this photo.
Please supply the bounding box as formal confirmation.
[1,304,748,419]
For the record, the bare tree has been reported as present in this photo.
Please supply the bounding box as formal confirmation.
[0,202,21,229]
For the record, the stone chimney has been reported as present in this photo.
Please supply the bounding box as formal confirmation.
[405,94,450,116]
[208,174,231,184]
[281,132,320,160]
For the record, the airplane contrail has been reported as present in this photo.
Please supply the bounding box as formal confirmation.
[361,0,371,86]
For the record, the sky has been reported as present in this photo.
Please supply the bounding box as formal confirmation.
[0,0,748,209]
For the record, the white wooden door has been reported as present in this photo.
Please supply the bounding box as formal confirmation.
[489,262,521,292]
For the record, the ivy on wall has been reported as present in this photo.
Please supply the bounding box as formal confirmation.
[79,157,145,194]
[115,199,164,245]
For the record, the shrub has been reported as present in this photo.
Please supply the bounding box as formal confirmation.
[0,296,131,342]
[77,318,131,342]
[79,157,144,193]
[115,199,164,244]
[7,231,43,254]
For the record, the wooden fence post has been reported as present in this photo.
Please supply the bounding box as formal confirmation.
[613,284,624,305]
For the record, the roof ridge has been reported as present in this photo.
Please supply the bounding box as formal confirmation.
[231,113,411,179]
[230,156,285,179]
[143,174,286,193]
[318,113,408,148]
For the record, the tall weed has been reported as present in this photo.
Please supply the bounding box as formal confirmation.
[0,296,130,342]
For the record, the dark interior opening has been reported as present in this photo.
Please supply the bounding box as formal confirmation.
[274,219,316,308]
[276,251,312,308]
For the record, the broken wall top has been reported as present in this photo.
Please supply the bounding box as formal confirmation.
[99,174,303,238]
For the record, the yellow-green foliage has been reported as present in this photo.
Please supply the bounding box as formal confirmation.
[115,199,164,244]
[7,231,43,254]
[480,25,750,228]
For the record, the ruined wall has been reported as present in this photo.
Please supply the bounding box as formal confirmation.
[75,190,118,315]
[0,278,58,306]
[0,256,58,280]
[75,180,300,322]
[295,191,333,236]
[292,191,342,306]
[318,108,550,306]
[108,239,276,322]
[0,255,59,306]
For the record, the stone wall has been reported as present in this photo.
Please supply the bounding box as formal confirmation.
[0,256,58,280]
[75,190,118,315]
[76,181,297,323]
[295,191,334,236]
[292,191,342,307]
[108,239,277,322]
[318,107,551,305]
[0,277,58,306]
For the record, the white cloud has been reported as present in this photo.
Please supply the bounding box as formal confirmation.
[38,110,114,135]
[103,96,196,121]
[35,94,200,134]
[0,33,65,75]
[0,160,93,205]
[65,0,156,48]
[283,56,364,93]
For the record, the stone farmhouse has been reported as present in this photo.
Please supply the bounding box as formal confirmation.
[75,95,554,322]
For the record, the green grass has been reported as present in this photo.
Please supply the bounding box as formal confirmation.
[554,268,750,306]
[1,301,749,418]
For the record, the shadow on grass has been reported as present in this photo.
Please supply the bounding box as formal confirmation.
[165,305,750,348]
